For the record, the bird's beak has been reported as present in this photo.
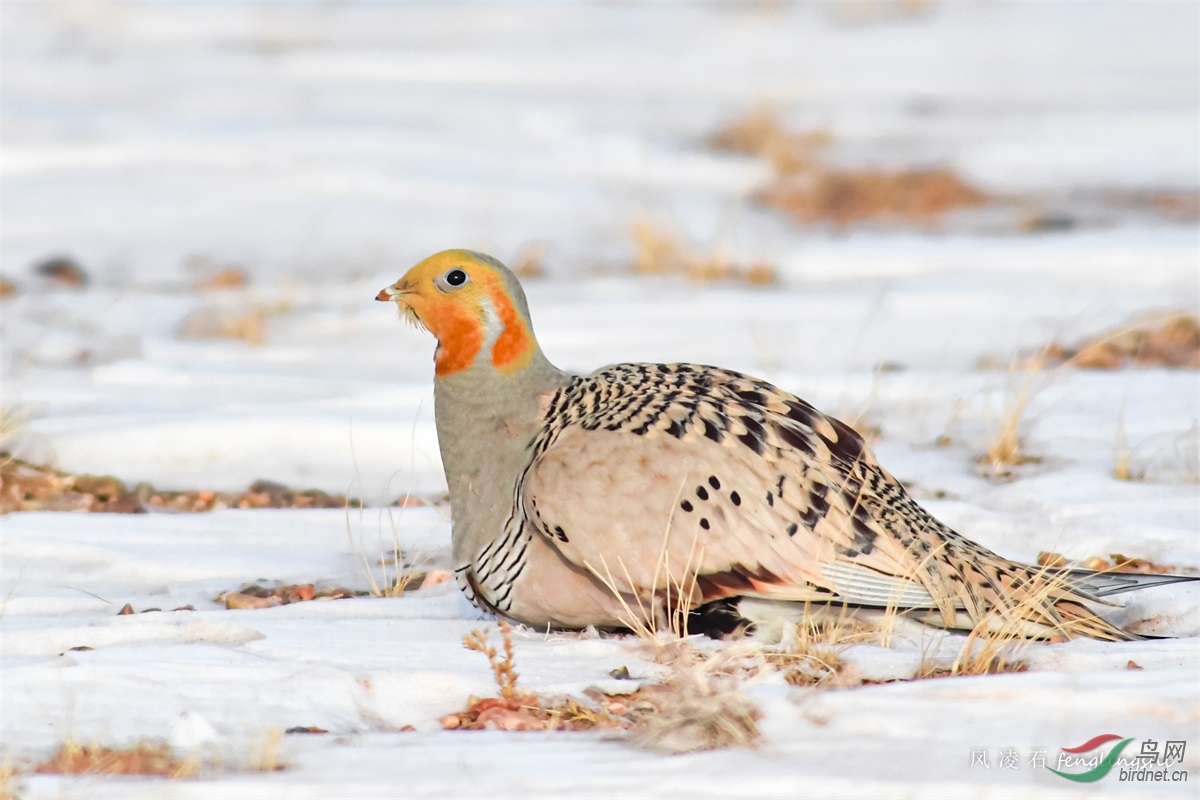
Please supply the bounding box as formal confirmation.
[377,279,425,330]
[377,276,414,302]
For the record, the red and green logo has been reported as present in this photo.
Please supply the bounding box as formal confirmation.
[1049,734,1134,783]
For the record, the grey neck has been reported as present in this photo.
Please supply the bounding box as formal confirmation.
[433,350,573,564]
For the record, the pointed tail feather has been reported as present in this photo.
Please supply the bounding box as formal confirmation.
[1053,570,1198,599]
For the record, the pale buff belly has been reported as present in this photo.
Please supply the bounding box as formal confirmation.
[498,533,647,630]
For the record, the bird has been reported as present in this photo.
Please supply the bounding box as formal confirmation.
[377,249,1195,641]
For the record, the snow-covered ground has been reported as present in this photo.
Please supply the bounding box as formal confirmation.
[2,2,1198,797]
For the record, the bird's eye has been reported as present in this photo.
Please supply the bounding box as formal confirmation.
[442,268,469,288]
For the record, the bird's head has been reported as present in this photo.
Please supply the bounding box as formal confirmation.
[377,249,540,378]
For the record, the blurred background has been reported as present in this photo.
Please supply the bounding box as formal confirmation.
[2,0,1197,499]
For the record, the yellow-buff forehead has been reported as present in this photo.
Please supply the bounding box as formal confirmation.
[402,249,503,286]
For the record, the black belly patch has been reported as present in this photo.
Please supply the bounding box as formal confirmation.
[688,598,750,639]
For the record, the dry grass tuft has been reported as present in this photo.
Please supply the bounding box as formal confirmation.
[34,740,197,778]
[1107,189,1200,222]
[1038,550,1192,576]
[980,397,1036,472]
[905,626,1029,681]
[582,536,699,644]
[193,268,249,292]
[342,466,441,601]
[759,167,987,229]
[710,107,987,229]
[630,218,778,284]
[1113,408,1138,481]
[1042,313,1200,370]
[0,760,14,800]
[373,568,451,598]
[1112,418,1199,485]
[917,652,1027,680]
[0,458,141,514]
[510,243,546,279]
[445,623,760,749]
[0,406,29,461]
[921,562,1102,677]
[980,314,1197,479]
[940,638,1029,678]
[246,729,286,773]
[619,642,758,753]
[443,621,626,732]
[0,460,362,514]
[619,681,758,753]
[977,352,1048,478]
[764,607,875,688]
[226,480,359,510]
[17,733,296,783]
[463,619,521,700]
[708,106,831,176]
[774,642,846,687]
[216,581,367,610]
[176,299,291,345]
[442,693,625,733]
[186,254,250,292]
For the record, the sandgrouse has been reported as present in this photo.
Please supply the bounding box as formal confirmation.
[378,249,1193,641]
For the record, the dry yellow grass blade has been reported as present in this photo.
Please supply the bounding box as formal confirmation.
[1045,313,1200,370]
[630,218,777,285]
[710,107,987,229]
[34,740,198,779]
[246,729,286,773]
[0,404,27,457]
[977,349,1052,478]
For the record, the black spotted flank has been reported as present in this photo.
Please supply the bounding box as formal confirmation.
[785,522,798,537]
[700,518,711,530]
[708,475,721,490]
[730,490,741,506]
[696,485,709,501]
[680,499,694,513]
[553,525,568,543]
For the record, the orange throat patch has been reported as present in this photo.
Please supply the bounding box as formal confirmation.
[489,286,535,373]
[427,288,535,377]
[431,304,484,377]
